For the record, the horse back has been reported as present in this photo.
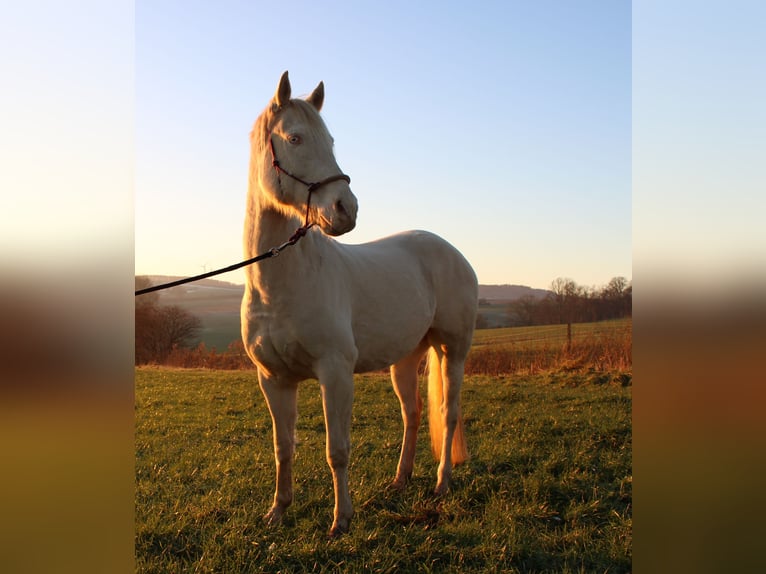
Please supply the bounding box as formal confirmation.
[339,230,478,369]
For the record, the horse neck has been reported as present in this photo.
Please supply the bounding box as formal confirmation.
[243,189,317,293]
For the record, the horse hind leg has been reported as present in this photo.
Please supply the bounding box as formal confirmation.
[389,342,428,490]
[428,346,469,496]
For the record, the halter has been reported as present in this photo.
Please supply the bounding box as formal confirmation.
[268,136,351,235]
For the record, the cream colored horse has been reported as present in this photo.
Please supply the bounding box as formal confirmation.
[241,72,478,537]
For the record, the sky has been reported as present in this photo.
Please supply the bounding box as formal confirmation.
[134,1,631,290]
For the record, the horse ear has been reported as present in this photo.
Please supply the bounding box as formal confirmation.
[307,81,324,111]
[274,71,291,109]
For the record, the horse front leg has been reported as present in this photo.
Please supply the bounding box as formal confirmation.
[317,360,355,537]
[258,371,299,527]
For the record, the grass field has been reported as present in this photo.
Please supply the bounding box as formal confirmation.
[464,319,631,376]
[136,360,631,572]
[163,319,632,377]
[471,319,631,349]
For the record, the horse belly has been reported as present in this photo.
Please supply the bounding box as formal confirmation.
[353,347,419,373]
[351,304,433,373]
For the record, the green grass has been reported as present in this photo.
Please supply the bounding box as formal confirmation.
[136,368,631,572]
[196,312,242,351]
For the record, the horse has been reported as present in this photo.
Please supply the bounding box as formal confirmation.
[241,71,478,537]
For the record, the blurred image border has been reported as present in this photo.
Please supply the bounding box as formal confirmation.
[1,2,135,572]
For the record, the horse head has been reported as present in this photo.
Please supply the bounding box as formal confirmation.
[251,71,357,237]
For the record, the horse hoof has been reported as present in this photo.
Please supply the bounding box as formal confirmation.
[328,518,351,538]
[327,527,342,539]
[263,506,284,527]
[433,483,450,497]
[388,478,407,492]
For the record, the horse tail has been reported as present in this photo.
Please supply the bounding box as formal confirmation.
[427,347,468,465]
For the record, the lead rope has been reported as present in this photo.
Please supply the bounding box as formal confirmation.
[134,213,310,296]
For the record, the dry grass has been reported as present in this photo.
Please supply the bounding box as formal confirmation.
[164,340,253,370]
[466,321,631,376]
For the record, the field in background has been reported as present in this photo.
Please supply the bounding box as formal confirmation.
[467,319,631,375]
[162,319,632,377]
[136,368,631,572]
[155,283,243,351]
[476,299,517,328]
[472,319,630,349]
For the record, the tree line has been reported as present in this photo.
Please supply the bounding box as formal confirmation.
[135,277,202,364]
[506,276,631,327]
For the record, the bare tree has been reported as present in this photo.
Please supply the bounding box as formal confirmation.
[155,305,202,359]
[550,278,579,323]
[135,276,202,364]
[503,276,632,328]
[550,277,580,348]
[601,276,632,319]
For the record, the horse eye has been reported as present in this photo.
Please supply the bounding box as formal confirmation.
[288,134,302,145]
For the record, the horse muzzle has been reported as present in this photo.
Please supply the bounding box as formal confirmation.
[318,194,358,236]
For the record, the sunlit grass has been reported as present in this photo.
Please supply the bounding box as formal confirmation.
[467,319,631,375]
[136,368,631,572]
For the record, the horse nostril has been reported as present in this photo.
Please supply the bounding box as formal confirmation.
[335,199,348,216]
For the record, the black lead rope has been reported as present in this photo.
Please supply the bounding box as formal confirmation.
[134,228,307,296]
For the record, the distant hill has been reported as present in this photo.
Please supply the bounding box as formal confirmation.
[143,277,550,304]
[144,276,243,292]
[478,284,550,301]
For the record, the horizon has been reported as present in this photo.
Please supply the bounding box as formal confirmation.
[136,257,631,293]
[136,273,631,295]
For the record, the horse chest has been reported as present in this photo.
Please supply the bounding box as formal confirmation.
[244,308,314,379]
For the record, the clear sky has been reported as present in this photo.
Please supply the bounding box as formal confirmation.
[135,1,631,290]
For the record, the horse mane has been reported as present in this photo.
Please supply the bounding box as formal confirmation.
[250,103,276,156]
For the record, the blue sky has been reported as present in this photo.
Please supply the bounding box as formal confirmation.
[135,1,631,289]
